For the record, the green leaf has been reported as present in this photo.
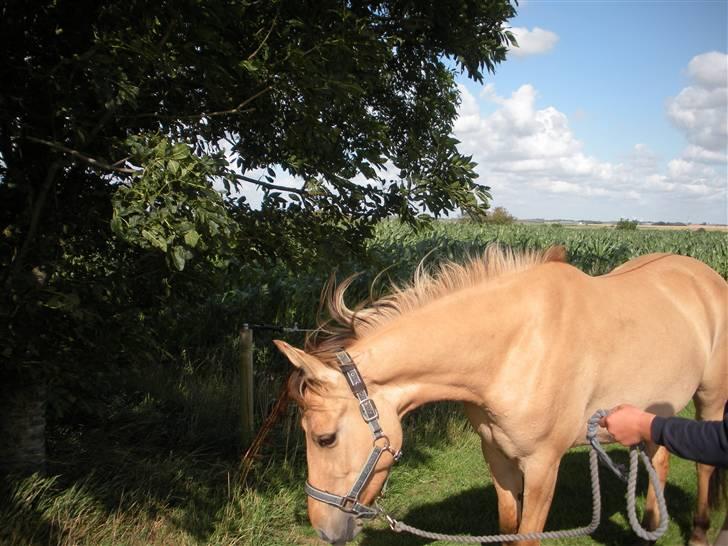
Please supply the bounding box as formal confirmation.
[141,229,168,252]
[110,215,123,235]
[184,229,200,248]
[171,143,189,160]
[239,59,259,72]
[171,245,187,271]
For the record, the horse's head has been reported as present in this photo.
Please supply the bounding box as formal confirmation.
[275,340,402,544]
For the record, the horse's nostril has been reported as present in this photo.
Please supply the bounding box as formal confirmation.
[316,529,333,543]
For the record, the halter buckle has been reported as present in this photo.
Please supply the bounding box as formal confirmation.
[359,398,379,422]
[340,495,358,512]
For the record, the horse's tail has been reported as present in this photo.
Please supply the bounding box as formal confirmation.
[709,467,726,510]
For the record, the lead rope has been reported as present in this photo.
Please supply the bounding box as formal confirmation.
[376,409,669,543]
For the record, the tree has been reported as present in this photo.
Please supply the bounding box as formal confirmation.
[0,0,517,471]
[615,218,639,230]
[485,206,515,224]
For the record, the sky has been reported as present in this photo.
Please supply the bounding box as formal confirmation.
[454,0,728,223]
[237,1,728,224]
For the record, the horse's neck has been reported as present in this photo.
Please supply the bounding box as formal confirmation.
[351,285,523,417]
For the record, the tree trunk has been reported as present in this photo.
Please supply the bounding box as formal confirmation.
[0,381,47,474]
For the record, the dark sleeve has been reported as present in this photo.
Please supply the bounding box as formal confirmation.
[651,403,728,468]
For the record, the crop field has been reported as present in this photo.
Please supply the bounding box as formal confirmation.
[368,221,728,279]
[2,222,726,546]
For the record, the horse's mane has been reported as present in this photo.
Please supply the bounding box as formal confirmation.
[289,244,566,405]
[301,244,566,371]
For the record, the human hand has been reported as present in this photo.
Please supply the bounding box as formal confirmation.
[599,404,655,446]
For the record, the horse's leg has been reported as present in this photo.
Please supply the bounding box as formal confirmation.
[690,386,727,546]
[640,444,670,542]
[464,404,522,542]
[511,453,562,546]
[480,440,522,539]
[690,462,716,546]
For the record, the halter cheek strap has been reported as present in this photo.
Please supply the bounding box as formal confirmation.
[303,350,402,519]
[304,446,384,518]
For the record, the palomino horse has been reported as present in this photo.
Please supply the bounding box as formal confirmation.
[275,246,727,545]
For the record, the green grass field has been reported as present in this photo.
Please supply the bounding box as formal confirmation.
[2,222,726,545]
[326,404,724,546]
[2,403,724,545]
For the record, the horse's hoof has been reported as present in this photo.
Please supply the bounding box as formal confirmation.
[687,534,710,546]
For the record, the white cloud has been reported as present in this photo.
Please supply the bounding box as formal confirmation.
[687,51,728,88]
[683,144,727,163]
[508,27,559,57]
[453,81,727,223]
[667,51,728,163]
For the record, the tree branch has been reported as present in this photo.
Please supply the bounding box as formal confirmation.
[195,85,271,118]
[126,86,272,121]
[25,136,141,175]
[247,17,277,61]
[234,173,307,195]
[5,161,61,289]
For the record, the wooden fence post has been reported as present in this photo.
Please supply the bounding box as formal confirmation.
[240,325,254,448]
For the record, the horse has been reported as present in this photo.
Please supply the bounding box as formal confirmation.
[275,245,727,545]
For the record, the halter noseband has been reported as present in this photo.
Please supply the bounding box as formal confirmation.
[304,350,402,519]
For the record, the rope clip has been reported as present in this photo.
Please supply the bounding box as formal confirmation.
[374,500,399,531]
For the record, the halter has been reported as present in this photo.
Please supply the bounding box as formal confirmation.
[304,350,402,519]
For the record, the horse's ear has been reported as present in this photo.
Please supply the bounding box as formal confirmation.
[273,340,322,376]
[544,245,568,263]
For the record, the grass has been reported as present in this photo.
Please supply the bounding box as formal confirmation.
[2,389,724,546]
[0,356,310,546]
[283,403,725,546]
[0,459,306,545]
[337,433,723,546]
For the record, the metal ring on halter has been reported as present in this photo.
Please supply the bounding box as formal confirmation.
[373,434,390,449]
[374,434,402,461]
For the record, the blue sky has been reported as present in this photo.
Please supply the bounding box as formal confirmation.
[454,0,727,223]
[236,2,728,224]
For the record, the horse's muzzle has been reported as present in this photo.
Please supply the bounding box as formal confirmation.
[315,514,363,544]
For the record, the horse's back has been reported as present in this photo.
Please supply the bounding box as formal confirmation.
[543,254,727,443]
[598,253,727,337]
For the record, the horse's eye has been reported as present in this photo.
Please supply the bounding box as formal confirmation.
[317,433,337,448]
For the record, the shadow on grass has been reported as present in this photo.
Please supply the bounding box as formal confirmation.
[359,450,697,546]
[0,432,236,545]
[0,362,272,545]
[0,390,475,544]
[0,382,702,546]
[0,473,67,546]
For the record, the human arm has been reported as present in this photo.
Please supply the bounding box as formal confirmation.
[651,407,728,468]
